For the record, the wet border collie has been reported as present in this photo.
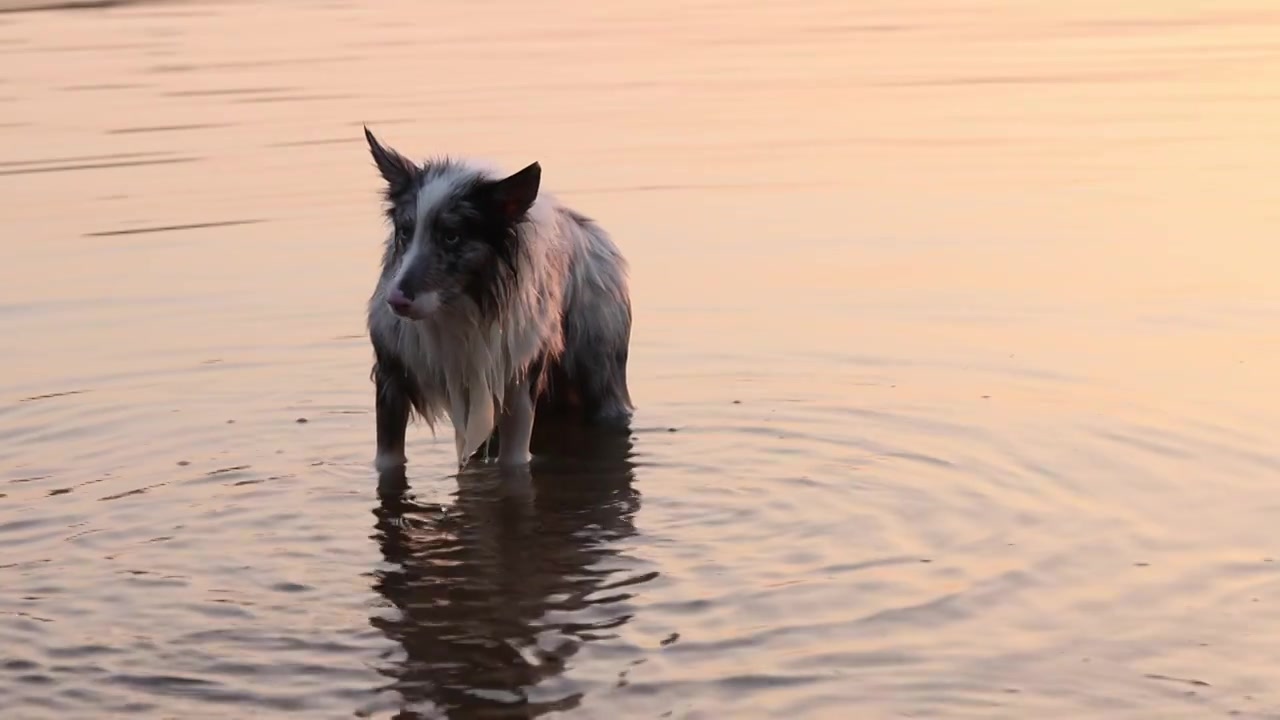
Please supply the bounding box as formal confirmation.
[363,128,633,471]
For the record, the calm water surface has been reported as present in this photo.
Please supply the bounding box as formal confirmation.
[3,0,1280,717]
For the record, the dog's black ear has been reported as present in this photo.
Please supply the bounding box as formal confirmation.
[489,162,541,222]
[364,126,417,196]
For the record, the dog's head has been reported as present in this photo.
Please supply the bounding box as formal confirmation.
[364,127,541,321]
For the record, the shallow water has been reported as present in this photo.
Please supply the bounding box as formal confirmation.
[3,0,1280,717]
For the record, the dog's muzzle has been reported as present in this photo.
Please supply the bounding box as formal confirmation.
[387,288,414,317]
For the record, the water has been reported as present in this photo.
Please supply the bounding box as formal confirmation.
[2,0,1280,717]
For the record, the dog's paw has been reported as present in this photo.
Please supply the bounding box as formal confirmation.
[374,451,406,473]
[497,449,533,466]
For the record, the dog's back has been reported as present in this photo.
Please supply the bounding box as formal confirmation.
[536,206,633,429]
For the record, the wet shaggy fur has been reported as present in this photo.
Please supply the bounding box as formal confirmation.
[363,127,633,470]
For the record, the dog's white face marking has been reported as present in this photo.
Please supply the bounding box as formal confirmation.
[413,174,459,229]
[387,242,421,304]
[386,242,441,320]
[386,173,464,319]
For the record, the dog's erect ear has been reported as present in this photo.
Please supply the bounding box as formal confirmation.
[364,126,417,196]
[489,162,541,222]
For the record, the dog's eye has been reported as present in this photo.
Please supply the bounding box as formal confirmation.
[393,225,411,249]
[441,235,461,248]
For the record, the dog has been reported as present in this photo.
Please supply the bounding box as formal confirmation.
[363,128,633,472]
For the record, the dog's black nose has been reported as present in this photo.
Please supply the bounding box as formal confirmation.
[387,287,414,315]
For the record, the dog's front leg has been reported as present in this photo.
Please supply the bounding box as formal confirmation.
[374,369,410,472]
[497,379,535,465]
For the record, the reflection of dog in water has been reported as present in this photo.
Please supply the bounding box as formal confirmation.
[369,424,646,717]
[362,128,635,473]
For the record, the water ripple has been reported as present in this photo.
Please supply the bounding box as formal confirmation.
[3,0,1280,717]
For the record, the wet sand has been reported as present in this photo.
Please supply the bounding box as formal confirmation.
[2,0,1280,717]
